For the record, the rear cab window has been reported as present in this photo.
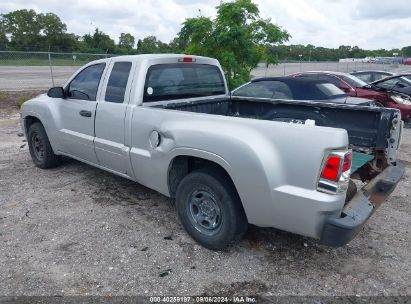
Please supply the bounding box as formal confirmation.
[143,63,225,103]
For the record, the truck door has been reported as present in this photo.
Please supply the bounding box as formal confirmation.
[94,60,134,174]
[55,62,106,164]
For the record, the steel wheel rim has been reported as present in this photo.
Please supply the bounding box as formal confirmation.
[187,189,222,236]
[31,132,45,161]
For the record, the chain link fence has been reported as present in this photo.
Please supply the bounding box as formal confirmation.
[0,51,114,91]
[0,51,410,91]
[252,60,410,78]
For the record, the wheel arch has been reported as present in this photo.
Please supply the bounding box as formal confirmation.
[23,114,59,155]
[24,115,43,135]
[168,155,237,197]
[167,154,248,222]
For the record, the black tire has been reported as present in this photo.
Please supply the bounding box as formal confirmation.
[345,179,357,203]
[28,122,61,169]
[176,169,248,250]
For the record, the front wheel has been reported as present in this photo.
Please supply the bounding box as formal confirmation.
[176,169,248,250]
[28,122,61,169]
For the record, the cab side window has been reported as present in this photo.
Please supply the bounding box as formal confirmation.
[105,62,132,103]
[68,63,106,101]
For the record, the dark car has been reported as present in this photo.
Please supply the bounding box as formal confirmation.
[291,71,369,95]
[291,71,411,121]
[232,77,372,105]
[350,70,394,83]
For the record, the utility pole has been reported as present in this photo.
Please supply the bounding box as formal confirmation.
[48,46,55,87]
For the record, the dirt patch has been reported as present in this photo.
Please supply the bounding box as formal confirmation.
[0,90,45,119]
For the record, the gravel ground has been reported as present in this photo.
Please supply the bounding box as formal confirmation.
[0,104,410,297]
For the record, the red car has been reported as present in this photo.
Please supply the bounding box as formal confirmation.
[404,58,411,65]
[292,71,411,122]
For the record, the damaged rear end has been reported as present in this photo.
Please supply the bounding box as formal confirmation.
[319,108,405,246]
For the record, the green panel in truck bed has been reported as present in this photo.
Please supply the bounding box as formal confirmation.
[352,152,374,173]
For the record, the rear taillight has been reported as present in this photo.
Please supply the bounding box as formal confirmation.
[321,156,341,181]
[317,150,352,194]
[342,153,352,172]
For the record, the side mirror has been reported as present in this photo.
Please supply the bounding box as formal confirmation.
[47,87,65,98]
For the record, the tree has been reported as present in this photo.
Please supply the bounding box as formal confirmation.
[82,28,115,53]
[119,33,135,50]
[2,9,43,50]
[402,46,411,57]
[1,8,407,60]
[0,16,7,49]
[168,36,185,53]
[178,0,290,89]
[137,35,170,54]
[40,13,66,38]
[137,36,155,53]
[0,9,77,51]
[39,12,69,50]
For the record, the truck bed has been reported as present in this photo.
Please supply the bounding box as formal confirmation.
[153,96,401,179]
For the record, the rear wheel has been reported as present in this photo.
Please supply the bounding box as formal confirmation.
[176,169,248,250]
[28,122,61,169]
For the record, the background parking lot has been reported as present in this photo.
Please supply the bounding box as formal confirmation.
[0,98,410,296]
[0,53,410,91]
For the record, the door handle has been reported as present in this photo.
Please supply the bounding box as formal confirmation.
[79,110,92,117]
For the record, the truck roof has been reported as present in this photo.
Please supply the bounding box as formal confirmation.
[90,54,219,65]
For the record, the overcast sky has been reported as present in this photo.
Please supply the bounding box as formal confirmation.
[1,0,410,50]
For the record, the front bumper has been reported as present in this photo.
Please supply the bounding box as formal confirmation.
[320,162,405,247]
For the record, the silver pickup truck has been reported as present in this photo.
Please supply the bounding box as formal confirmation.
[20,54,405,250]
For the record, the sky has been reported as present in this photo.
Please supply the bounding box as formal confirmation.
[1,0,410,50]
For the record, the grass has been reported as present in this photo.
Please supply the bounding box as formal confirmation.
[16,95,31,108]
[0,90,44,114]
[0,57,104,66]
[0,92,6,103]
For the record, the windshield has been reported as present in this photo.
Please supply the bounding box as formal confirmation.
[341,74,367,88]
[375,76,411,90]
